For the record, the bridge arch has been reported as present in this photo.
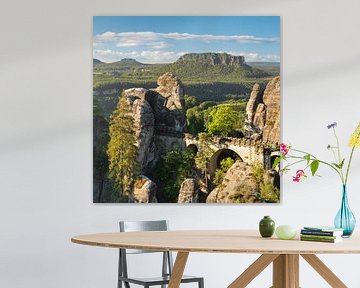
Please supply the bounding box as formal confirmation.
[270,151,280,172]
[208,148,242,176]
[186,143,198,156]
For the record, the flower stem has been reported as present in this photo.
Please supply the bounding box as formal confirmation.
[333,128,345,181]
[330,148,338,165]
[286,154,344,183]
[333,128,342,164]
[345,145,356,185]
[291,148,317,159]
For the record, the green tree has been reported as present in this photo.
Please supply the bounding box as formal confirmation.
[213,157,235,186]
[206,106,243,136]
[195,133,214,189]
[93,97,111,202]
[251,163,280,203]
[184,94,197,109]
[107,94,139,198]
[154,148,194,202]
[186,106,205,134]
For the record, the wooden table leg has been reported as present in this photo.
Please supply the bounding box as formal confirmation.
[168,252,189,288]
[272,254,299,288]
[228,254,279,288]
[301,254,347,288]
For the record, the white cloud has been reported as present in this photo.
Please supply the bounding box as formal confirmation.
[96,31,116,40]
[151,42,169,49]
[93,31,279,48]
[93,49,187,64]
[162,32,278,44]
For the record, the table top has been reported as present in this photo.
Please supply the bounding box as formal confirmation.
[71,230,360,254]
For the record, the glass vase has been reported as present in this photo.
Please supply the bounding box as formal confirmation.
[334,185,356,237]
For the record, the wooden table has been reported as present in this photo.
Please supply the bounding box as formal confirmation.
[71,230,360,288]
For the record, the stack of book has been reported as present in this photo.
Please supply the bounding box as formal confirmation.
[300,226,344,243]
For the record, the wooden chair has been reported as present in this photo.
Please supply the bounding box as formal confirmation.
[118,220,204,288]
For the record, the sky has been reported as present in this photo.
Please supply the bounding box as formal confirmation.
[93,16,280,64]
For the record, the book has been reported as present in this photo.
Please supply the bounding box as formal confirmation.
[301,229,343,237]
[300,234,341,240]
[300,236,343,243]
[303,226,344,232]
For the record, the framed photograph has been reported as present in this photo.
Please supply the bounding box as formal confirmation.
[93,16,280,203]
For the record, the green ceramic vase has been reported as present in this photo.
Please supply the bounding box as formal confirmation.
[259,216,275,238]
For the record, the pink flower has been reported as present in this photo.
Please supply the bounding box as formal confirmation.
[293,169,306,182]
[280,143,289,155]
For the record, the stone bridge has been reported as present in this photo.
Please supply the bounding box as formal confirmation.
[184,134,279,176]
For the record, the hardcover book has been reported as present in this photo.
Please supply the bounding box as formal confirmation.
[301,229,343,237]
[303,226,344,232]
[300,236,343,243]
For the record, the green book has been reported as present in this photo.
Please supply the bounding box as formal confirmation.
[303,226,344,233]
[300,236,342,243]
[300,234,340,240]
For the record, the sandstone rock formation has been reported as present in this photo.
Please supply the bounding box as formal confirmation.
[123,89,155,171]
[244,76,280,145]
[178,178,199,203]
[119,73,186,174]
[264,170,280,190]
[253,103,266,131]
[262,76,280,145]
[207,161,260,203]
[132,175,157,203]
[177,52,246,66]
[152,72,186,133]
[155,72,184,111]
[244,83,263,133]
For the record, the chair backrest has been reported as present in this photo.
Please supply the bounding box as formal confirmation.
[118,220,173,282]
[119,220,168,254]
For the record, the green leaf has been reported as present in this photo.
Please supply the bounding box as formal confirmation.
[339,159,345,169]
[304,154,311,164]
[332,160,345,169]
[310,160,319,176]
[332,162,340,169]
[272,157,282,169]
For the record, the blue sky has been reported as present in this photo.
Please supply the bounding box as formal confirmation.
[93,16,280,64]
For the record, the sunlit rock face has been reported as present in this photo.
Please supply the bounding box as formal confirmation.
[121,73,186,174]
[244,76,280,146]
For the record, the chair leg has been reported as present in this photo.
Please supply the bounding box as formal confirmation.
[199,278,204,288]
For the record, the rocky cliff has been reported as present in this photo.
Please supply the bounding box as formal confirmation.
[120,72,186,174]
[132,175,157,203]
[244,76,280,145]
[207,161,260,203]
[178,178,199,203]
[207,160,279,203]
[177,52,246,66]
[262,77,280,145]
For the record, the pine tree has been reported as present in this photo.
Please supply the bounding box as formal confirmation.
[195,133,214,189]
[107,94,139,198]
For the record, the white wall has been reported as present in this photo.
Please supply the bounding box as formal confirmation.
[1,0,360,287]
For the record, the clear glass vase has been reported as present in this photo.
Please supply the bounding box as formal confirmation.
[334,185,356,237]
